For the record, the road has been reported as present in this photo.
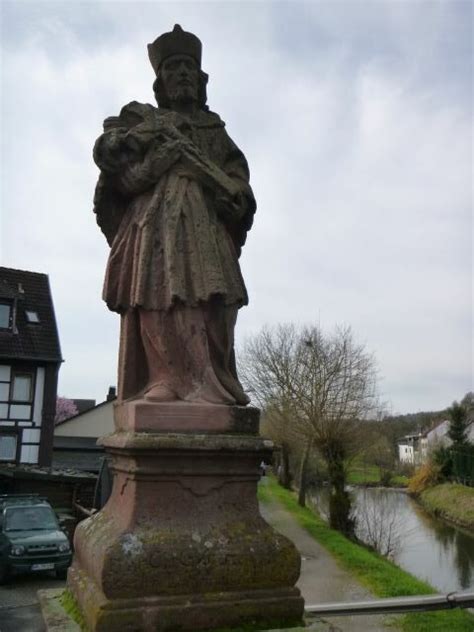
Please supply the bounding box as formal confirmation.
[0,572,64,632]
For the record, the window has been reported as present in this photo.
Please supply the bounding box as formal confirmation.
[0,433,17,462]
[0,384,8,401]
[26,311,40,323]
[5,506,58,531]
[0,367,34,421]
[0,366,10,418]
[0,302,12,329]
[11,373,33,403]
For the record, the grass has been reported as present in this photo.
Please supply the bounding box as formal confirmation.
[391,474,410,487]
[258,476,474,632]
[346,462,409,487]
[346,463,381,484]
[420,483,474,530]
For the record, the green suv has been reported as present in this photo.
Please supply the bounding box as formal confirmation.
[0,495,72,583]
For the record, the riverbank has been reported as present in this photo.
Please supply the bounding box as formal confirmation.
[259,476,474,631]
[418,483,474,531]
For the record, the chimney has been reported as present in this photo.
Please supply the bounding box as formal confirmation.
[107,386,117,401]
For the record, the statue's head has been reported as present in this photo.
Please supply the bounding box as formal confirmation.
[148,25,209,110]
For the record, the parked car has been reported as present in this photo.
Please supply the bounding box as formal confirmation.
[0,494,72,583]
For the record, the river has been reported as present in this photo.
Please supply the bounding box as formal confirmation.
[309,486,474,593]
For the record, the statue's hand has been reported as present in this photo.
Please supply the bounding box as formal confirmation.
[139,139,182,181]
[179,139,204,161]
[116,139,179,194]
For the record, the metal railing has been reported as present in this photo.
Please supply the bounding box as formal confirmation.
[305,591,474,617]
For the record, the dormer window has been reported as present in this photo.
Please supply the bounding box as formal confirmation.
[0,301,12,329]
[26,310,40,323]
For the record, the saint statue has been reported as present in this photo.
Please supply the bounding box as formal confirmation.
[93,25,255,406]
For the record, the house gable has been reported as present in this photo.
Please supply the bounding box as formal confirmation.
[0,267,62,467]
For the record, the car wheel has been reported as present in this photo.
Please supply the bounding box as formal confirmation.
[56,568,68,580]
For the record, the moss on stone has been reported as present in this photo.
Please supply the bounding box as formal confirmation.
[60,589,88,631]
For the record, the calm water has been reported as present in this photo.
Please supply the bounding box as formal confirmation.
[309,486,474,593]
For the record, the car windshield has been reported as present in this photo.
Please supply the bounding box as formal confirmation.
[4,506,59,531]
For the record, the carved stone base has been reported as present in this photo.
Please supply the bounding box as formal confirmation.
[68,565,302,632]
[114,399,260,435]
[68,403,304,631]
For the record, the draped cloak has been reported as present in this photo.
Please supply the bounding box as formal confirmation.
[93,102,255,314]
[92,101,255,402]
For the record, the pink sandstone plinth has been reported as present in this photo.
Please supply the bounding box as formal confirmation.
[67,401,304,631]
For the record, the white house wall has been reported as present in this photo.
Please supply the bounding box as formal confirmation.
[18,366,44,464]
[33,368,45,427]
[398,444,415,464]
[0,363,46,465]
[55,401,114,439]
[20,443,39,464]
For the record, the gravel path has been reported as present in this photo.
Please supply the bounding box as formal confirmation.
[260,491,398,631]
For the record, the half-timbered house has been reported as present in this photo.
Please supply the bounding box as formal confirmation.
[0,267,62,466]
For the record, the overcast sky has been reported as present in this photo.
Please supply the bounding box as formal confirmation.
[1,1,472,414]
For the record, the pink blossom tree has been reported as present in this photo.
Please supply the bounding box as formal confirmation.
[55,397,78,424]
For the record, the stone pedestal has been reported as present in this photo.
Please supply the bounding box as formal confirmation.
[68,401,304,631]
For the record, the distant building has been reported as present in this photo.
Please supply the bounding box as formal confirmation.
[71,399,96,415]
[0,267,62,466]
[398,432,424,465]
[53,387,116,472]
[398,419,474,465]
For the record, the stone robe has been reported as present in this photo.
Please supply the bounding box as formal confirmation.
[93,102,255,403]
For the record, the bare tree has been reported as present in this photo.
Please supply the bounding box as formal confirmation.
[362,433,395,485]
[240,325,312,502]
[260,403,299,489]
[240,323,379,537]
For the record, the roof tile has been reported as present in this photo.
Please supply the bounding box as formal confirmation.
[0,267,62,363]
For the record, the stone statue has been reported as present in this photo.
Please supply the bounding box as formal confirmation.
[93,24,255,406]
[68,28,303,631]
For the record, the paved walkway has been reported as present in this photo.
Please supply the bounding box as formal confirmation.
[0,603,44,632]
[0,573,63,631]
[260,487,398,631]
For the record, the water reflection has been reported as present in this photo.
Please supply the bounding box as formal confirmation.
[309,486,474,593]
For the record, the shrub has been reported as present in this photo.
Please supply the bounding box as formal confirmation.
[380,469,393,486]
[451,443,474,485]
[408,462,441,495]
[432,445,453,478]
[397,462,415,478]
